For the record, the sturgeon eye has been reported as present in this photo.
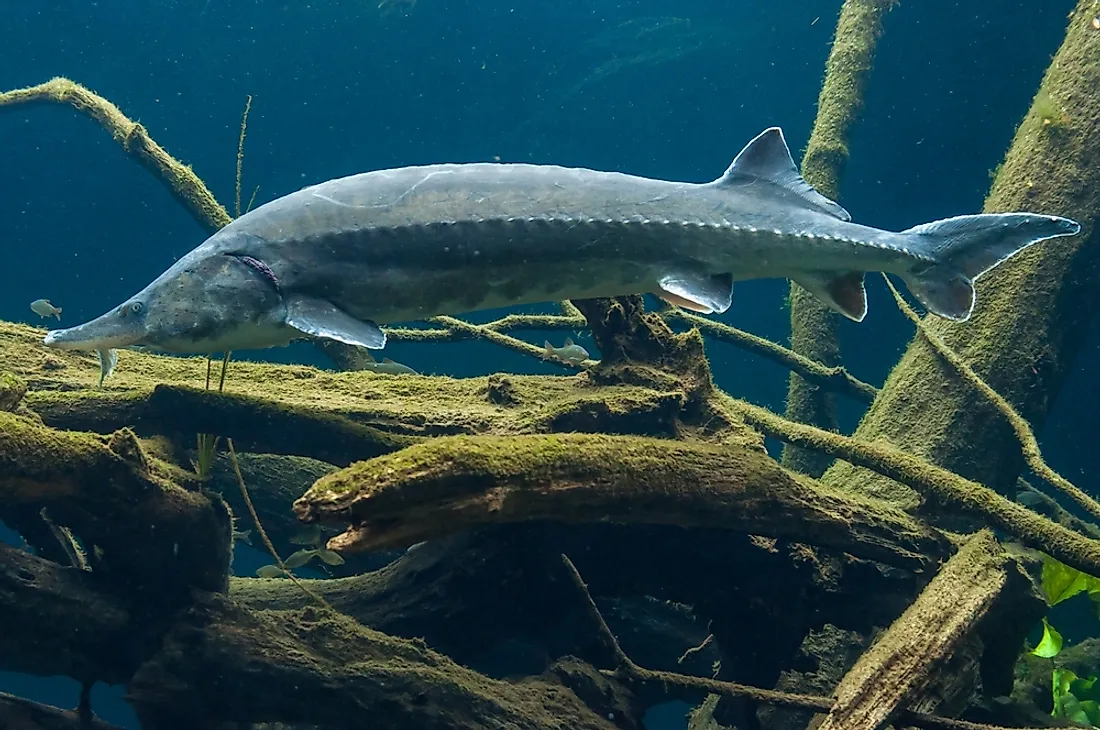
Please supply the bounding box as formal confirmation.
[129,301,145,315]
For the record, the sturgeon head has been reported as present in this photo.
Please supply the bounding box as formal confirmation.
[43,252,294,354]
[43,243,389,355]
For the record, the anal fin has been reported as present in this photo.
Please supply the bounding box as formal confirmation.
[792,271,867,322]
[656,272,734,314]
[285,295,387,349]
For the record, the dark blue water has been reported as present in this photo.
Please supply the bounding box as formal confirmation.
[0,1,1086,726]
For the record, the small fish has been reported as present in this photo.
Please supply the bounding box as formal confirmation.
[97,348,118,386]
[1015,491,1047,508]
[317,549,345,566]
[289,525,322,546]
[544,337,590,365]
[30,299,62,320]
[232,528,252,545]
[255,564,285,579]
[361,350,418,375]
[284,548,318,568]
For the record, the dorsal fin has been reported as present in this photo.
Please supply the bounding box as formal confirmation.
[715,127,851,222]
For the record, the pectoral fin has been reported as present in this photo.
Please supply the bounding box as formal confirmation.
[792,271,867,322]
[656,272,734,314]
[284,296,386,349]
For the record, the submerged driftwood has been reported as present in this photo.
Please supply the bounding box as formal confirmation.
[1,4,1098,728]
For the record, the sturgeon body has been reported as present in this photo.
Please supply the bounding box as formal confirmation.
[44,128,1081,355]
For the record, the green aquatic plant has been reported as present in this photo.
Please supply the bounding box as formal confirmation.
[1028,554,1100,725]
[193,432,220,481]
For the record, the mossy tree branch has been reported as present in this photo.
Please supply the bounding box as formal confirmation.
[822,3,1100,509]
[813,530,1041,729]
[0,410,231,595]
[784,0,899,476]
[293,433,949,570]
[720,395,1100,578]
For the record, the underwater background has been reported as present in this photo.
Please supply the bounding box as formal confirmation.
[0,0,1095,727]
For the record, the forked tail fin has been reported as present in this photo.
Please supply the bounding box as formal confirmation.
[899,213,1081,321]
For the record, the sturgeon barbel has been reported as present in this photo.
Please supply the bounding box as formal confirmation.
[44,128,1081,355]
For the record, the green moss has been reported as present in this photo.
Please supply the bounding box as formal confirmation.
[822,3,1100,508]
[784,0,899,477]
[0,371,27,412]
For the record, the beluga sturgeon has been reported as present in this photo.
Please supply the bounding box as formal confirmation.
[44,127,1081,356]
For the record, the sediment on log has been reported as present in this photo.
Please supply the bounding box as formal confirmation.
[784,0,899,477]
[823,3,1100,509]
[293,432,949,570]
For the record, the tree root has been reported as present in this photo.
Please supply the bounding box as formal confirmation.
[293,432,949,570]
[783,0,901,476]
[662,307,876,402]
[0,77,231,232]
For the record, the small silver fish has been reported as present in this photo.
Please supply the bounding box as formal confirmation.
[97,348,118,386]
[232,528,252,545]
[255,564,285,579]
[361,350,418,375]
[284,548,318,568]
[30,299,62,320]
[544,337,590,365]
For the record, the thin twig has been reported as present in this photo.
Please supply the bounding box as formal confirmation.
[227,439,331,611]
[217,351,232,392]
[663,306,877,401]
[234,94,252,219]
[560,554,1048,730]
[677,634,713,665]
[882,274,1100,524]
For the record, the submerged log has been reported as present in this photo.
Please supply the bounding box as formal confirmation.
[0,409,230,595]
[812,531,1042,730]
[294,433,949,570]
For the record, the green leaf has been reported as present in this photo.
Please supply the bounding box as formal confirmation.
[1054,669,1080,717]
[1041,554,1100,606]
[1072,675,1100,703]
[1079,699,1100,726]
[1033,618,1064,658]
